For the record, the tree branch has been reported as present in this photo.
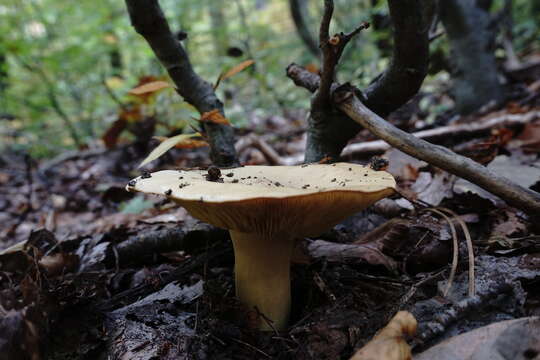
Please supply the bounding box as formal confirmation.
[125,0,237,167]
[299,0,432,163]
[305,1,372,162]
[293,0,433,116]
[363,0,433,117]
[316,0,335,106]
[288,0,320,56]
[333,87,540,214]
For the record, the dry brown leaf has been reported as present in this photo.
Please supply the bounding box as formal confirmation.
[349,311,416,360]
[305,63,319,74]
[491,209,527,238]
[199,109,231,125]
[128,80,171,95]
[39,253,79,277]
[102,118,128,149]
[214,59,254,89]
[515,121,540,153]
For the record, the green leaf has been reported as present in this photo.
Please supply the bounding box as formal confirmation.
[120,196,154,214]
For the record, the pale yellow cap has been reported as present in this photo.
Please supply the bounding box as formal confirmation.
[127,163,395,236]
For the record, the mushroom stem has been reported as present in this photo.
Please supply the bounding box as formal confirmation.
[229,230,294,331]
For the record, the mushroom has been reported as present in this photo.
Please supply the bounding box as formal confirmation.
[126,163,395,330]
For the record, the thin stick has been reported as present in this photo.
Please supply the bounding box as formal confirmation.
[437,207,476,297]
[229,337,272,358]
[334,91,540,214]
[421,208,459,297]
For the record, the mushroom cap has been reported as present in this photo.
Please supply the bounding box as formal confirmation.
[127,163,395,236]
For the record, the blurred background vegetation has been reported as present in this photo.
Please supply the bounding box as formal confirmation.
[0,0,538,158]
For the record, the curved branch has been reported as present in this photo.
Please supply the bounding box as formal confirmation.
[363,0,433,117]
[125,0,237,167]
[289,0,320,56]
[291,0,433,162]
[334,88,540,215]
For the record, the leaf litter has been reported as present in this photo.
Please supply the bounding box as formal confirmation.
[1,95,540,360]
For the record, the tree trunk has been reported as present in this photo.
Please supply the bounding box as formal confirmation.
[125,0,238,167]
[439,0,505,115]
[303,0,433,163]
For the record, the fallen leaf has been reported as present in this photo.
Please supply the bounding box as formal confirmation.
[385,149,427,182]
[199,109,230,125]
[153,136,208,149]
[39,253,79,277]
[514,120,540,153]
[128,80,171,95]
[454,155,540,202]
[415,317,540,360]
[214,59,254,89]
[350,311,416,360]
[138,133,204,168]
[491,209,527,238]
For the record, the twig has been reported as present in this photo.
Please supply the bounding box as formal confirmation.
[125,0,237,166]
[229,337,271,359]
[11,55,81,147]
[333,88,540,214]
[341,111,540,156]
[39,148,108,176]
[289,0,432,161]
[420,209,460,297]
[400,270,445,305]
[313,271,336,302]
[235,134,287,165]
[98,245,231,311]
[414,281,513,348]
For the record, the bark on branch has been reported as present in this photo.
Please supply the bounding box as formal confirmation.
[302,0,432,162]
[289,0,320,56]
[363,0,432,117]
[125,0,237,167]
[333,87,540,214]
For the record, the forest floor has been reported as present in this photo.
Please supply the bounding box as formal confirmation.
[1,70,540,359]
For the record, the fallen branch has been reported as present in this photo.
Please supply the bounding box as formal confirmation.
[333,88,540,214]
[235,134,288,165]
[342,111,540,156]
[256,110,540,166]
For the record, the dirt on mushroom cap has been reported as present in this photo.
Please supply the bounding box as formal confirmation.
[127,163,395,203]
[126,163,395,236]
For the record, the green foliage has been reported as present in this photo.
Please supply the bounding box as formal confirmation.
[119,195,154,214]
[1,0,538,158]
